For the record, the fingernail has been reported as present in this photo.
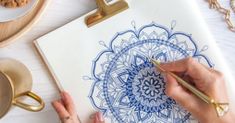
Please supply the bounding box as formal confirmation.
[51,100,59,106]
[61,91,66,101]
[97,112,104,122]
[162,72,167,80]
[51,101,56,106]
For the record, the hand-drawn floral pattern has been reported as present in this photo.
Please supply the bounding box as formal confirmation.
[88,21,213,123]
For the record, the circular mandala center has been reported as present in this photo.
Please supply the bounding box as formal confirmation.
[142,77,161,97]
[126,61,169,112]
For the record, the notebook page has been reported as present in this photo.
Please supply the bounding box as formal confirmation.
[35,0,235,122]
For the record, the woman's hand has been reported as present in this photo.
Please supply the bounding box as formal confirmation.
[52,91,105,123]
[161,57,234,123]
[51,57,234,123]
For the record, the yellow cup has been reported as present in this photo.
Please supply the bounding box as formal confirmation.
[0,59,44,118]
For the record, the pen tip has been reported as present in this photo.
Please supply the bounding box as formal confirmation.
[151,58,161,65]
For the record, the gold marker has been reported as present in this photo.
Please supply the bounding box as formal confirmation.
[150,59,229,117]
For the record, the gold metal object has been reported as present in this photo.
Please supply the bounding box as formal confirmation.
[209,0,235,32]
[0,59,45,118]
[13,91,45,112]
[150,59,229,117]
[85,0,129,27]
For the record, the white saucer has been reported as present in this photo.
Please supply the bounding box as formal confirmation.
[0,0,38,22]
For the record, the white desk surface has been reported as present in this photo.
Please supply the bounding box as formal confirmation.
[0,0,235,123]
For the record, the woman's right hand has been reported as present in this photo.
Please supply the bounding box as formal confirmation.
[161,57,234,123]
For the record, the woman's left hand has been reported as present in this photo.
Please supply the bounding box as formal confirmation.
[52,91,105,123]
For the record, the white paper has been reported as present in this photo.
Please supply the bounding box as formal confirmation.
[35,0,235,122]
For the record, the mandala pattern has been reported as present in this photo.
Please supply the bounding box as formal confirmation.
[88,21,213,123]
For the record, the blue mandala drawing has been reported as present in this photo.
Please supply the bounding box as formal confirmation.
[87,21,214,123]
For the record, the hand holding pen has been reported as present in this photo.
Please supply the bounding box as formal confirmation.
[51,57,235,123]
[157,57,234,123]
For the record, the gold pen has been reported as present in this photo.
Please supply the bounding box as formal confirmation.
[150,59,229,117]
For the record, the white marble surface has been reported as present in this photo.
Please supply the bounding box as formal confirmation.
[0,0,234,123]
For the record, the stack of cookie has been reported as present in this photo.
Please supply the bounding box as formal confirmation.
[0,0,30,8]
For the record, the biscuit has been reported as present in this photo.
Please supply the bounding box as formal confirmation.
[0,0,29,8]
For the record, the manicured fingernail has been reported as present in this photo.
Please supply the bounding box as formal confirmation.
[61,91,66,101]
[51,100,59,106]
[97,112,104,122]
[51,101,56,106]
[161,72,165,79]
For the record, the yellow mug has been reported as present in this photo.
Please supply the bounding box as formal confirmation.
[0,59,44,118]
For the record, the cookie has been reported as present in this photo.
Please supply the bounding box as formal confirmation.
[16,0,29,7]
[0,0,29,8]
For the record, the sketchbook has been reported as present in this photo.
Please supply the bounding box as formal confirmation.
[34,0,235,123]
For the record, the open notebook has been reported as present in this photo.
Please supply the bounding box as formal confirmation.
[35,0,235,122]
